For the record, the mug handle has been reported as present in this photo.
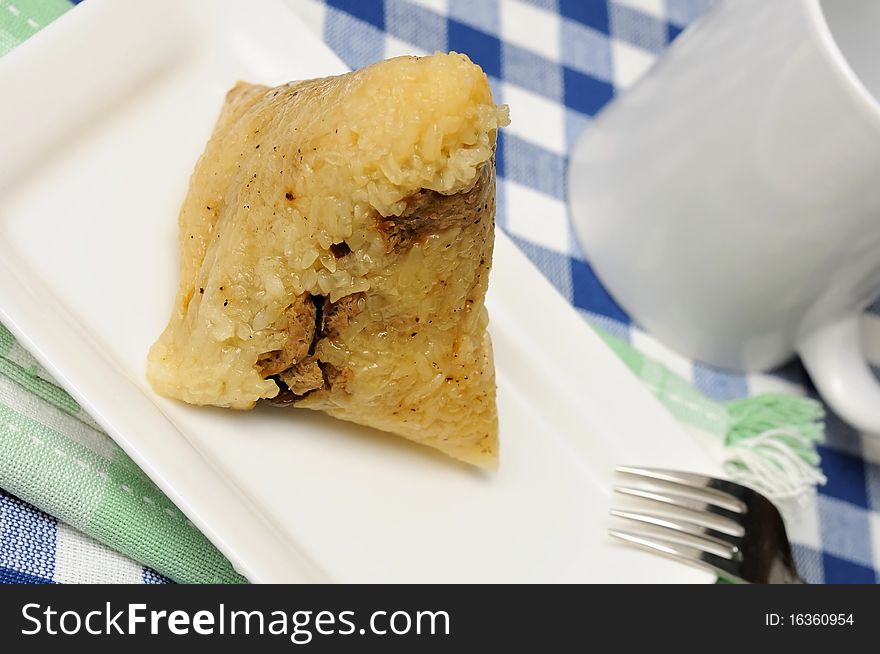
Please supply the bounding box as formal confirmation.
[797,313,880,434]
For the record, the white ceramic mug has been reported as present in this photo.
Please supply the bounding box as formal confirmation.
[568,0,880,433]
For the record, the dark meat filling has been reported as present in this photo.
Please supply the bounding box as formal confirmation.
[256,293,317,377]
[376,161,494,252]
[260,292,363,404]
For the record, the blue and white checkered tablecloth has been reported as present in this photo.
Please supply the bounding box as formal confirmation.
[3,0,880,584]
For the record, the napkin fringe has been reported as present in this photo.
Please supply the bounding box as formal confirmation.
[722,395,826,500]
[595,326,827,502]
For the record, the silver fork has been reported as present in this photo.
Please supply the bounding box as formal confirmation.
[609,466,805,584]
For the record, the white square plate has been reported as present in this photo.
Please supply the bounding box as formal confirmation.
[0,0,715,582]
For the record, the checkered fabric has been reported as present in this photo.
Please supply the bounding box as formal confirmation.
[1,0,878,584]
[0,490,169,584]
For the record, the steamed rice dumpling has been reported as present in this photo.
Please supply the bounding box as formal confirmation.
[147,53,508,468]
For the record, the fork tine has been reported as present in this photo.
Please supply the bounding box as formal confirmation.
[614,482,745,516]
[613,487,745,537]
[608,528,742,582]
[617,466,715,485]
[616,466,747,513]
[610,512,740,559]
[610,509,742,558]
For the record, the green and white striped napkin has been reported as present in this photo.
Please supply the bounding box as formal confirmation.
[0,324,246,583]
[0,0,68,56]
